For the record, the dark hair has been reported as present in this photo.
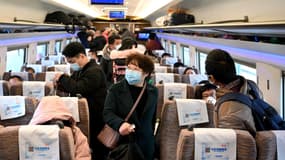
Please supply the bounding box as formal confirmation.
[119,38,137,50]
[183,67,197,74]
[9,75,23,82]
[205,49,237,84]
[161,53,171,58]
[62,42,86,58]
[174,62,184,68]
[25,67,35,73]
[108,34,121,44]
[126,54,154,75]
[195,80,217,99]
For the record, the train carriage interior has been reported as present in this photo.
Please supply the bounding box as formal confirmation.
[0,0,285,159]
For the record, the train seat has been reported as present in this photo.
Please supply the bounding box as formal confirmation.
[181,74,208,85]
[173,66,187,75]
[0,96,38,126]
[0,80,9,96]
[158,100,214,160]
[9,81,52,99]
[255,131,279,160]
[154,65,173,73]
[0,95,89,141]
[2,72,35,81]
[156,83,194,119]
[176,129,257,160]
[0,125,75,160]
[152,73,182,84]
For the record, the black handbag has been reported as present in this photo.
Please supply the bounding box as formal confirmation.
[98,83,147,149]
[107,134,145,160]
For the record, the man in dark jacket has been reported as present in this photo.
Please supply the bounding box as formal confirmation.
[54,42,108,159]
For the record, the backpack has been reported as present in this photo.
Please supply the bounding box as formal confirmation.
[44,11,72,25]
[170,12,195,25]
[216,81,285,131]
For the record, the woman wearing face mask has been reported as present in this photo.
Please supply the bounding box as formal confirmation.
[103,53,158,160]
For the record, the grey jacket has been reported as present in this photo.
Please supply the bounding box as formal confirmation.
[215,76,262,135]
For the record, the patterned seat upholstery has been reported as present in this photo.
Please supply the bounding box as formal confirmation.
[255,131,277,160]
[2,72,34,81]
[0,96,38,126]
[0,96,89,141]
[0,126,75,160]
[0,80,9,96]
[9,82,52,96]
[176,129,257,160]
[156,84,194,119]
[158,100,214,160]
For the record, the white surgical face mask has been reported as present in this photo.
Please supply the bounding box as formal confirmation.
[70,63,80,71]
[115,44,121,50]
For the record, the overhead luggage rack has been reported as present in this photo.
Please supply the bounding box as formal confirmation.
[144,21,285,37]
[0,21,81,33]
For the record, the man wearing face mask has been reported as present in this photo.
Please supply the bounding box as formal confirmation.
[53,42,108,159]
[103,53,158,160]
[100,34,122,87]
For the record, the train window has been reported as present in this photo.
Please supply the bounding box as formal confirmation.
[171,43,177,57]
[55,40,62,55]
[281,71,285,119]
[235,62,257,82]
[181,46,190,66]
[197,51,207,75]
[37,43,48,60]
[6,47,27,72]
[165,41,169,53]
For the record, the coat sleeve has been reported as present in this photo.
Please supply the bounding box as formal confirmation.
[103,88,125,132]
[215,101,256,134]
[73,127,92,160]
[58,68,104,95]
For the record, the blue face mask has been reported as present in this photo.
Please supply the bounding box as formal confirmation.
[125,69,142,85]
[70,63,81,71]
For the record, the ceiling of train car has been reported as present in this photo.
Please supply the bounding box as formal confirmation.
[41,0,181,19]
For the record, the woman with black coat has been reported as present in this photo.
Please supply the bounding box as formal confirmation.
[103,53,158,160]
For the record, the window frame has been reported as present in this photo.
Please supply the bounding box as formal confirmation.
[6,46,28,72]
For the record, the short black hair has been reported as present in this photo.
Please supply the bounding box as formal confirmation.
[126,54,154,75]
[119,38,137,50]
[195,80,217,99]
[161,53,171,58]
[108,34,121,44]
[9,75,23,81]
[25,67,35,73]
[62,42,86,58]
[205,49,236,84]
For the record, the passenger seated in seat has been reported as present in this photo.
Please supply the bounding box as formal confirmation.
[195,80,217,104]
[29,96,91,160]
[205,49,262,135]
[8,75,23,86]
[183,67,197,75]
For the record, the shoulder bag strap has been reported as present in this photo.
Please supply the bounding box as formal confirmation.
[124,82,147,121]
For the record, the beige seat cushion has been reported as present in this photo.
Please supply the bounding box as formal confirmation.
[158,101,214,160]
[0,97,38,126]
[176,129,257,160]
[0,96,89,142]
[255,131,277,160]
[0,126,75,160]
